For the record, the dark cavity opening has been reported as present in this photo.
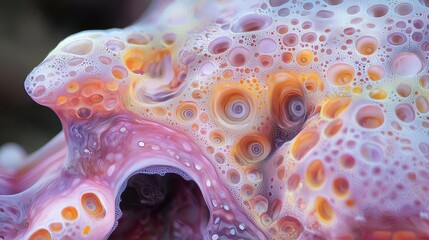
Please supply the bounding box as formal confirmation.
[109,172,209,240]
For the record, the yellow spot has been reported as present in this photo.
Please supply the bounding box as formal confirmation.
[153,107,167,116]
[81,80,103,97]
[324,119,343,138]
[303,74,324,92]
[66,82,79,93]
[346,199,356,207]
[209,130,226,146]
[105,80,119,91]
[48,222,63,232]
[305,160,325,189]
[82,226,91,236]
[356,36,378,55]
[367,65,385,81]
[369,88,387,100]
[352,87,362,94]
[124,48,145,74]
[61,206,78,221]
[296,49,313,66]
[315,196,334,223]
[29,228,52,240]
[416,95,429,113]
[232,134,271,165]
[175,101,198,123]
[56,96,68,105]
[291,132,319,160]
[321,97,351,118]
[327,64,355,86]
[82,193,105,218]
[111,66,128,79]
[332,177,349,198]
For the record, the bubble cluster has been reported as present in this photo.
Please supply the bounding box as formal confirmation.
[2,0,429,239]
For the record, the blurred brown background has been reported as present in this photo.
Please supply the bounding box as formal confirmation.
[0,0,150,153]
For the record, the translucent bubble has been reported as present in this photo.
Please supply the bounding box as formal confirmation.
[327,63,355,86]
[99,56,112,65]
[287,174,300,190]
[228,47,250,67]
[258,55,274,68]
[231,14,273,33]
[316,10,334,18]
[226,169,241,184]
[344,27,356,35]
[291,132,319,160]
[301,32,317,43]
[366,4,388,18]
[241,184,255,198]
[281,52,293,63]
[347,5,360,15]
[397,84,411,97]
[208,37,232,54]
[259,38,277,53]
[67,57,84,66]
[315,197,334,222]
[419,75,429,89]
[333,177,349,198]
[416,96,429,113]
[361,142,384,163]
[283,33,299,47]
[212,85,255,126]
[395,103,415,123]
[233,134,271,165]
[340,154,356,169]
[106,39,125,52]
[288,97,305,121]
[387,32,407,45]
[303,3,313,10]
[367,65,385,81]
[176,101,199,122]
[323,0,343,5]
[209,130,226,146]
[356,36,378,55]
[322,97,351,118]
[269,72,306,129]
[277,216,302,239]
[413,19,424,29]
[62,39,93,55]
[324,119,343,138]
[412,32,423,42]
[111,66,128,79]
[395,3,413,16]
[305,160,325,189]
[296,49,313,66]
[269,0,289,7]
[127,33,150,45]
[278,8,290,17]
[356,105,384,129]
[162,33,176,46]
[199,62,215,76]
[250,195,268,214]
[392,52,423,76]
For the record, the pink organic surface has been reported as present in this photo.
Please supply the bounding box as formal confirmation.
[1,0,429,239]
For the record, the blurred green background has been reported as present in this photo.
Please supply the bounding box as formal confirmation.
[0,0,150,153]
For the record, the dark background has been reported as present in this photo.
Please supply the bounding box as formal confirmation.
[0,0,150,152]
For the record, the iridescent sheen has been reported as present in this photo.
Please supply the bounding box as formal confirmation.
[1,0,429,239]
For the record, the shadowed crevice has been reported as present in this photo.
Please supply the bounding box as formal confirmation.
[109,172,209,240]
